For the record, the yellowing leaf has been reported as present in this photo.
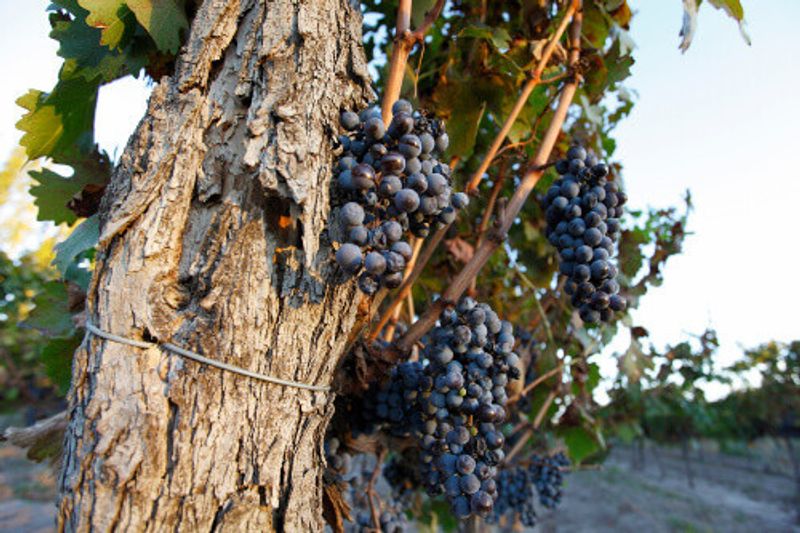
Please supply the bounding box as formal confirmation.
[127,0,188,53]
[78,0,132,49]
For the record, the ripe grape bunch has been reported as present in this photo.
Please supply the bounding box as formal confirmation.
[333,100,469,295]
[413,298,521,519]
[490,452,571,527]
[542,146,628,323]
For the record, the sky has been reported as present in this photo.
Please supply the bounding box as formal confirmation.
[0,1,797,399]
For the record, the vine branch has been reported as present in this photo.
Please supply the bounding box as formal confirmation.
[381,0,447,124]
[371,2,580,341]
[393,6,584,355]
[464,0,580,194]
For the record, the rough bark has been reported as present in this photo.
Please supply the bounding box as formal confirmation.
[57,0,372,530]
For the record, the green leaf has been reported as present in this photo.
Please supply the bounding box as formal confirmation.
[605,41,634,87]
[21,282,73,338]
[27,148,110,225]
[50,1,134,81]
[16,73,98,162]
[613,422,642,444]
[458,24,511,51]
[78,0,134,49]
[127,0,188,53]
[562,426,600,463]
[29,166,99,225]
[411,0,436,28]
[53,215,100,278]
[40,333,81,393]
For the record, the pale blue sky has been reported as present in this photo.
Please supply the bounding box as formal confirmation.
[0,1,797,397]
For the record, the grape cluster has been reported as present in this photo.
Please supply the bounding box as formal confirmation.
[354,507,408,533]
[491,467,539,527]
[531,452,570,508]
[358,361,426,438]
[542,146,628,323]
[412,298,521,519]
[333,100,469,294]
[382,453,422,507]
[324,437,353,485]
[323,439,409,533]
[490,452,571,526]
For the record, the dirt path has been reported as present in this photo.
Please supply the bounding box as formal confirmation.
[537,447,798,533]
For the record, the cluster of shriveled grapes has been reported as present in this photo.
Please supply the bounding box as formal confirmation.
[542,146,628,323]
[489,452,571,527]
[354,508,408,533]
[323,439,409,533]
[333,100,469,294]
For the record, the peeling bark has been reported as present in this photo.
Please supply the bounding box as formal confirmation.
[57,0,372,530]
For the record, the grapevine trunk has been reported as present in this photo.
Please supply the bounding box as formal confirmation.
[56,0,371,530]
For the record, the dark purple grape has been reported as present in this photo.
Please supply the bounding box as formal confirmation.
[567,145,587,160]
[392,99,413,115]
[378,175,403,198]
[380,152,406,174]
[436,132,450,152]
[383,271,403,288]
[452,192,469,209]
[364,251,387,275]
[340,111,360,130]
[399,134,422,158]
[394,189,421,213]
[383,221,403,242]
[339,202,365,227]
[391,241,413,261]
[609,294,626,312]
[335,243,362,274]
[389,112,414,138]
[348,225,368,245]
[351,163,376,189]
[364,116,385,140]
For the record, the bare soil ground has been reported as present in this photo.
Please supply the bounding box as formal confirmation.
[536,445,798,533]
[0,433,797,532]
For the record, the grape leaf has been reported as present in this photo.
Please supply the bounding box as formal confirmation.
[77,0,134,49]
[29,160,107,225]
[16,72,98,162]
[41,333,82,393]
[127,0,188,53]
[708,0,744,21]
[51,3,126,81]
[458,24,511,51]
[53,215,99,277]
[21,282,73,338]
[561,427,600,463]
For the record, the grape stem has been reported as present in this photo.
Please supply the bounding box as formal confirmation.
[504,389,558,465]
[369,225,447,344]
[367,447,388,531]
[514,267,555,346]
[393,6,584,355]
[468,159,509,295]
[509,363,564,405]
[381,0,447,125]
[379,237,424,342]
